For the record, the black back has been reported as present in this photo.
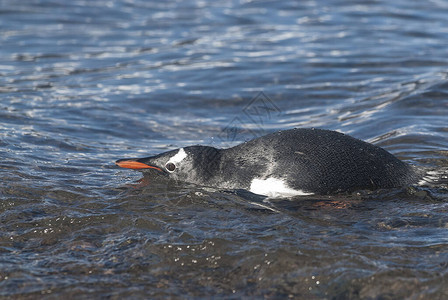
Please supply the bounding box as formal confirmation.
[220,128,419,194]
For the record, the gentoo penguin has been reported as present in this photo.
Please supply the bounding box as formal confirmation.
[116,128,421,197]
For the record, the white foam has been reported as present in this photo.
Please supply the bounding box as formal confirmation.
[249,177,313,198]
[169,148,187,164]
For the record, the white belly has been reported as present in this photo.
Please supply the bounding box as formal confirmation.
[249,177,313,198]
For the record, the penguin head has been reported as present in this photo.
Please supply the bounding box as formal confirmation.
[116,146,221,184]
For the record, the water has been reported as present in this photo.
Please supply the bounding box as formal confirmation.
[1,0,448,298]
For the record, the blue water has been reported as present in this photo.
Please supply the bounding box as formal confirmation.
[1,0,448,298]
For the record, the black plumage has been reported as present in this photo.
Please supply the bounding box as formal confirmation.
[116,128,421,196]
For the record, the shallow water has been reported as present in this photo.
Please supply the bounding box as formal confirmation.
[1,0,448,298]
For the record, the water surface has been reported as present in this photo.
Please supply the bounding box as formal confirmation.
[1,0,448,298]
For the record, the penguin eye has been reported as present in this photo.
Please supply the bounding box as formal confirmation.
[165,162,176,172]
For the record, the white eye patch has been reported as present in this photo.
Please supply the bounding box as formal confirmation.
[168,148,187,164]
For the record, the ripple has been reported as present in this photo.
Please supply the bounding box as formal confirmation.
[1,0,448,298]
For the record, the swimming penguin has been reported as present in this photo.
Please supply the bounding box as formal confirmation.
[116,128,421,197]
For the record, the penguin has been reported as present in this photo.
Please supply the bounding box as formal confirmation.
[115,128,421,197]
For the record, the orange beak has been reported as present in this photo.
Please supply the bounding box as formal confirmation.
[115,159,162,171]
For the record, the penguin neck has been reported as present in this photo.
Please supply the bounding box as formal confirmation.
[215,145,269,190]
[190,146,224,185]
